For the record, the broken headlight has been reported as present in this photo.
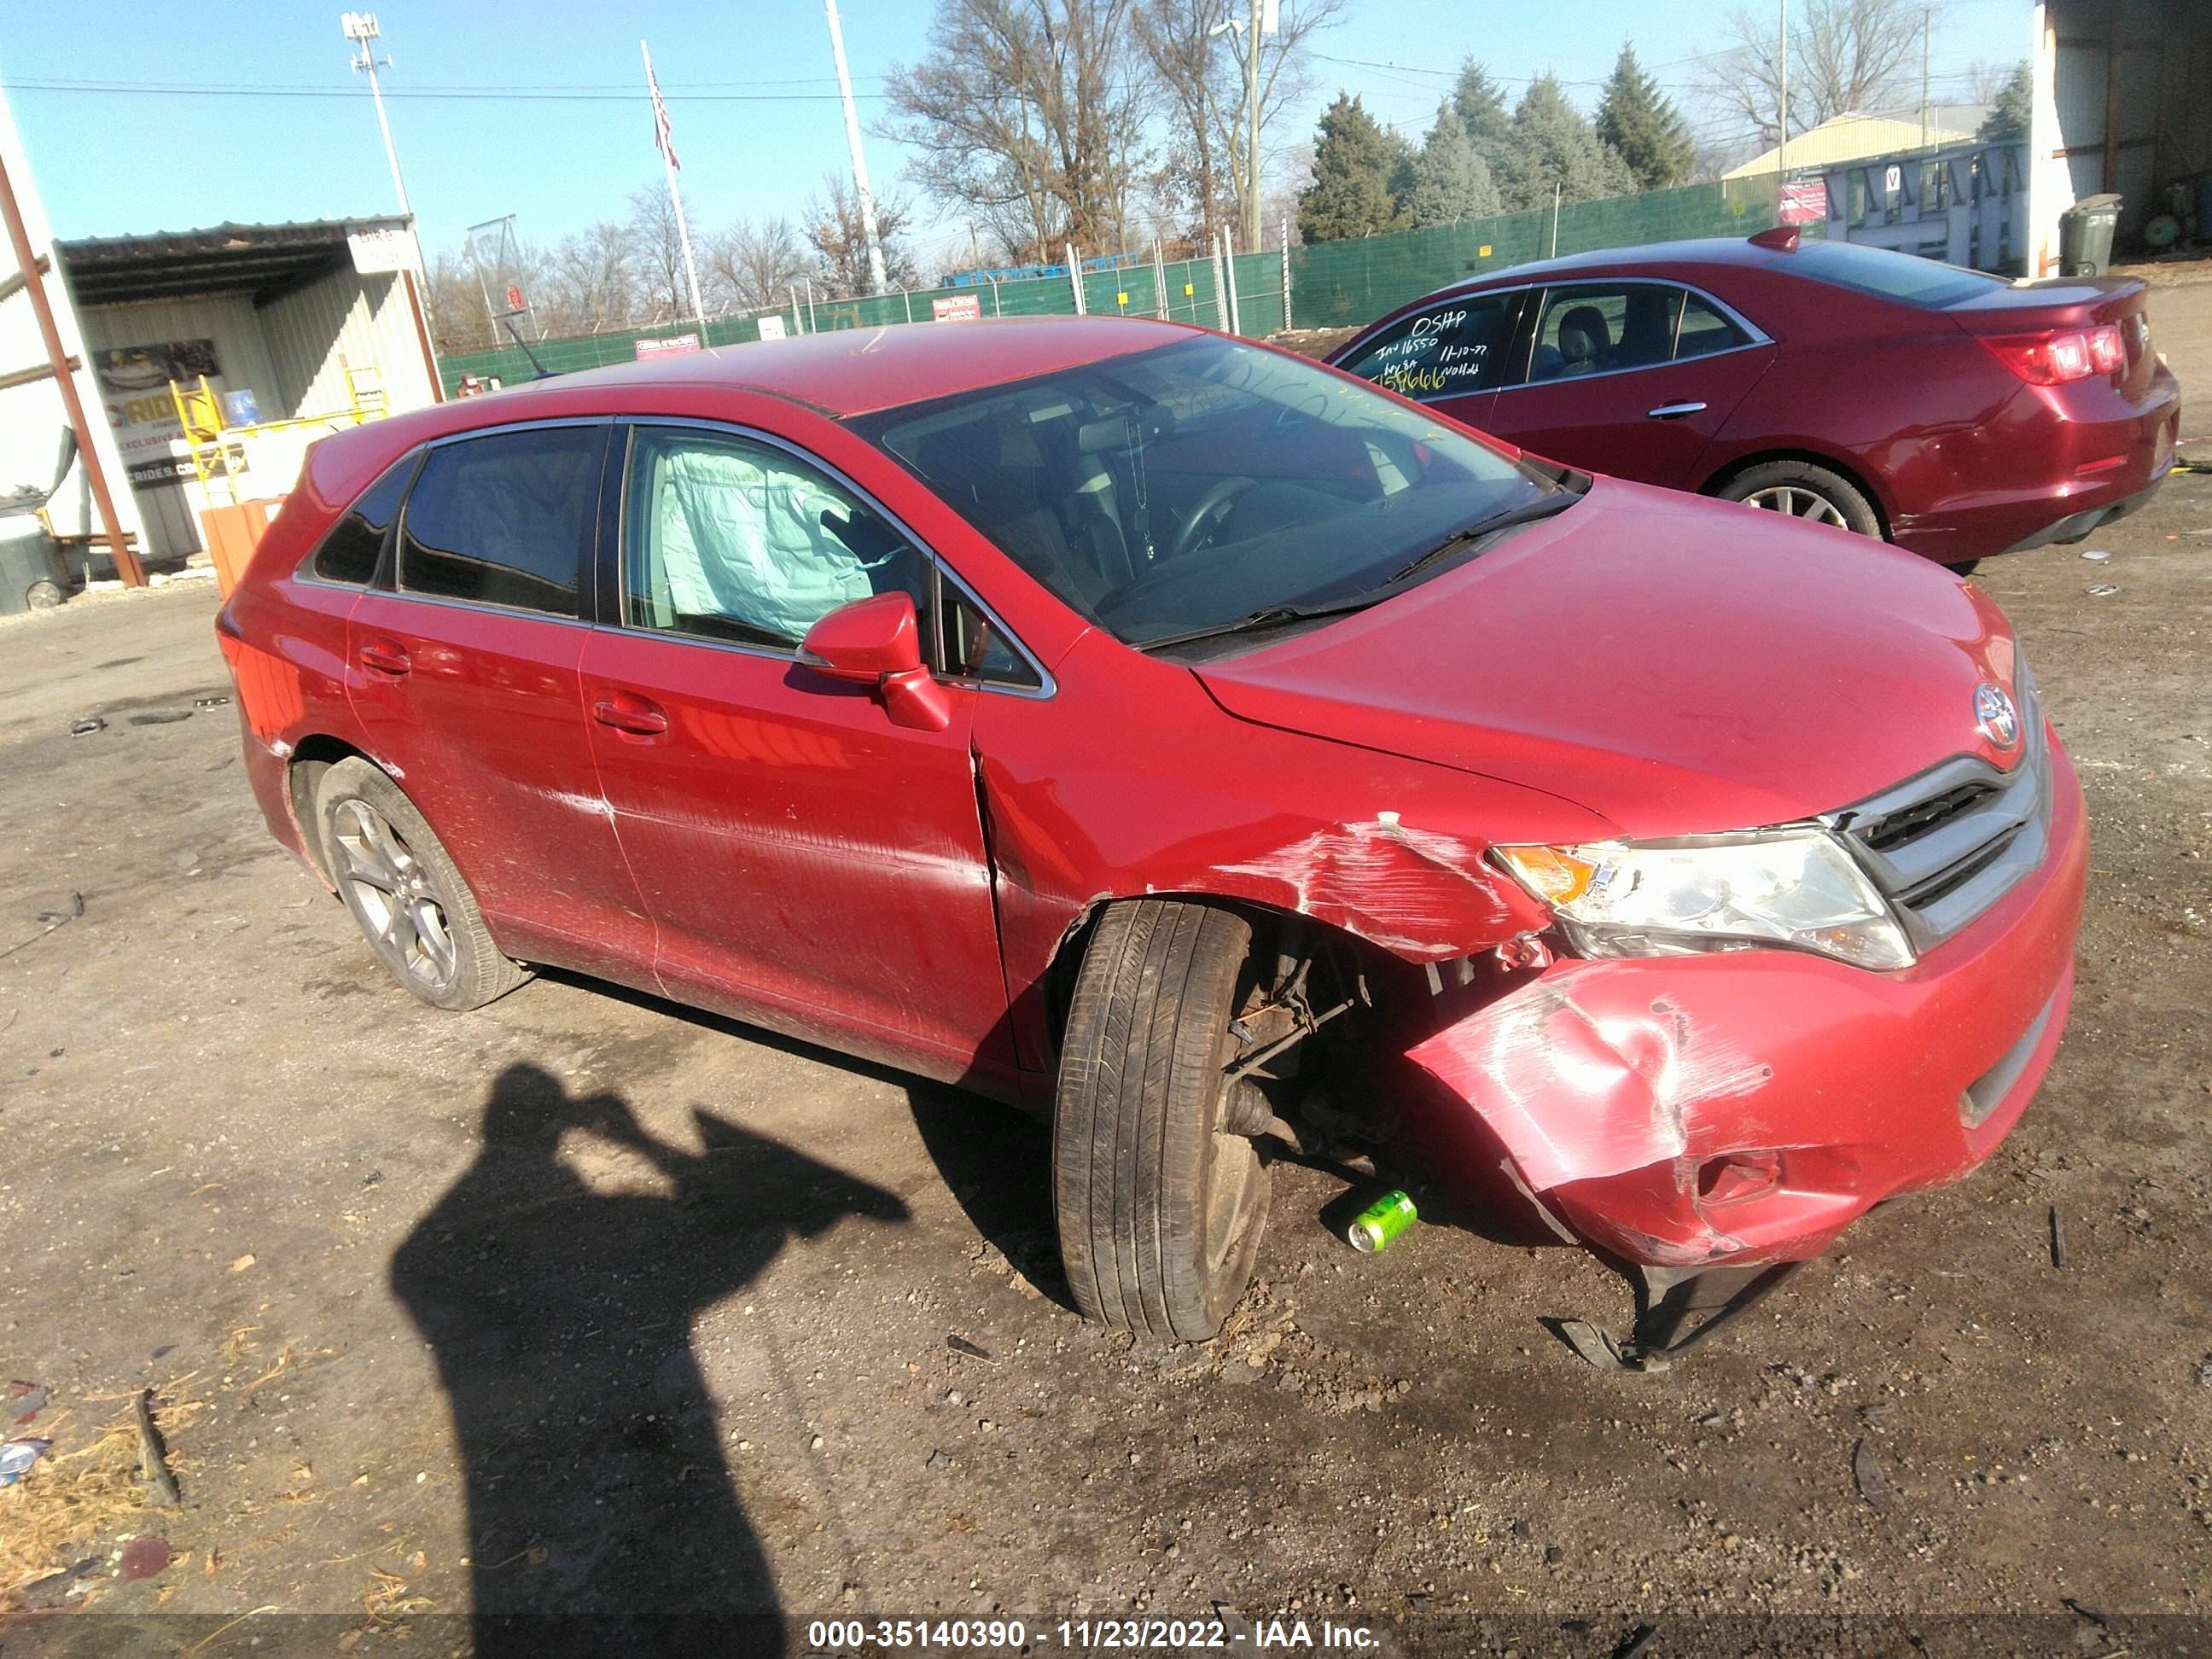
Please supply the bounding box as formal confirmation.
[1494,830,1915,971]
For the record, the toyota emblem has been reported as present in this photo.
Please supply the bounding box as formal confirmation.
[1974,682,2020,748]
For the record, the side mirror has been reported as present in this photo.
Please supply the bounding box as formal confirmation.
[797,591,950,732]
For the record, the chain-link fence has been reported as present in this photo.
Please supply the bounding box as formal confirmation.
[435,172,1782,396]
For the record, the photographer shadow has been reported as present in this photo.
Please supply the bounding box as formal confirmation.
[391,1062,908,1652]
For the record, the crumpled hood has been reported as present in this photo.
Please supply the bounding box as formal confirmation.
[1194,477,2025,837]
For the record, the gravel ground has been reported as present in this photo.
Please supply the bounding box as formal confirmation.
[0,282,2207,1655]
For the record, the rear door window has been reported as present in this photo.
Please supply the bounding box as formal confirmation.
[1336,293,1520,401]
[309,454,417,585]
[396,425,602,616]
[1528,284,1683,381]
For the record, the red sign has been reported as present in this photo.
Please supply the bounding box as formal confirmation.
[931,293,982,323]
[504,282,526,312]
[1778,182,1828,226]
[634,333,702,359]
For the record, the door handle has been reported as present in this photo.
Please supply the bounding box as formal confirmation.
[1646,401,1708,420]
[358,639,411,677]
[591,691,669,736]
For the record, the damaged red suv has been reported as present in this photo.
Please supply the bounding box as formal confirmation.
[218,317,2085,1365]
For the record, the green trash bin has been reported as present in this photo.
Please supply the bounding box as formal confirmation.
[2059,194,2122,276]
[0,515,66,615]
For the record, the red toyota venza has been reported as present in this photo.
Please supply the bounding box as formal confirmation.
[218,317,2087,1364]
[1328,229,2180,573]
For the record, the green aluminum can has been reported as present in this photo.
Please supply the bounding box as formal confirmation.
[1348,1190,1418,1254]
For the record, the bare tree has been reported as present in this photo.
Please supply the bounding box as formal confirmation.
[539,221,638,335]
[1135,0,1342,251]
[704,218,810,312]
[805,174,924,297]
[626,182,690,324]
[422,250,487,357]
[884,0,1150,263]
[1697,0,1924,148]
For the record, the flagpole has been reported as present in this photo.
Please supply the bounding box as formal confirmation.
[642,39,708,332]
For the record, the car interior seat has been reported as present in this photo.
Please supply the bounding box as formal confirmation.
[1554,306,1612,376]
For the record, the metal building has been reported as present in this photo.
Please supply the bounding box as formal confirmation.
[2030,0,2212,273]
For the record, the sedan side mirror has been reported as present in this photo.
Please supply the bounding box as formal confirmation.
[798,591,951,732]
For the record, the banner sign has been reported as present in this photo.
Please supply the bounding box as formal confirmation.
[1778,181,1828,225]
[931,294,981,323]
[347,224,422,275]
[95,340,221,488]
[635,333,702,358]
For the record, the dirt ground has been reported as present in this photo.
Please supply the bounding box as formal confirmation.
[1,284,2208,1656]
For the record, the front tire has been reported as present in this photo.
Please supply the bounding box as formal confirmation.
[314,757,528,1012]
[1053,900,1271,1342]
[1718,460,1882,538]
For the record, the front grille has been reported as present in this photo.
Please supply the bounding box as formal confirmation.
[1827,691,2052,952]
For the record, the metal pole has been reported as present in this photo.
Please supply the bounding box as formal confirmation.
[1153,239,1167,318]
[1244,0,1263,253]
[641,42,708,331]
[902,288,912,323]
[1211,231,1229,329]
[1279,219,1291,331]
[790,282,804,334]
[1777,0,1790,178]
[346,16,412,219]
[805,278,818,332]
[1065,243,1086,315]
[987,274,1001,316]
[0,139,142,585]
[1224,224,1242,335]
[1919,5,1931,149]
[824,0,888,294]
[1550,181,1562,257]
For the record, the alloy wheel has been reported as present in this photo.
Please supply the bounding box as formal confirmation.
[1741,485,1850,527]
[331,797,460,993]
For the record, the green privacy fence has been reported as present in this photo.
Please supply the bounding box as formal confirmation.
[436,172,1780,394]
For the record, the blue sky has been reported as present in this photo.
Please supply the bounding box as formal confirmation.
[0,0,2034,268]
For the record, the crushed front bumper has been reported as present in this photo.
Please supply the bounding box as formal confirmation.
[1406,735,2087,1275]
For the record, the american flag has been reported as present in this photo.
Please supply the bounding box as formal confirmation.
[646,54,679,171]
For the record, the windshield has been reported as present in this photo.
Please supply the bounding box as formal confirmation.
[848,335,1561,651]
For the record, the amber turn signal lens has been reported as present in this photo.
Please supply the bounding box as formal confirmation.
[1495,844,1598,906]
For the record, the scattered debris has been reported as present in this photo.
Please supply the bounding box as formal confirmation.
[2,1437,54,1483]
[2197,1355,2212,1388]
[2079,548,2112,562]
[68,717,105,736]
[1406,1592,1430,1612]
[17,1557,99,1607]
[117,1535,173,1581]
[229,1254,256,1273]
[2085,583,2120,597]
[2062,1597,2112,1628]
[2049,1204,2069,1269]
[36,892,84,924]
[134,1390,180,1509]
[946,1335,997,1364]
[1852,1436,1893,1511]
[191,695,231,709]
[1612,1624,1661,1659]
[7,1381,47,1424]
[926,1448,950,1470]
[1547,1318,1667,1375]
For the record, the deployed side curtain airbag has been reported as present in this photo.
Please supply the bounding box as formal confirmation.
[652,444,876,643]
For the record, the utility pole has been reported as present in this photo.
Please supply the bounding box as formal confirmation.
[823,0,888,294]
[1244,0,1263,252]
[1776,0,1790,178]
[1918,10,1930,149]
[341,14,411,219]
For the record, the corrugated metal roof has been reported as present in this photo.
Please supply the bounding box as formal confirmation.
[54,217,410,307]
[1725,113,1983,180]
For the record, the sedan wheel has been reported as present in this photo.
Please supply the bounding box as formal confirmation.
[1716,459,1883,541]
[1739,484,1851,528]
[313,756,529,1012]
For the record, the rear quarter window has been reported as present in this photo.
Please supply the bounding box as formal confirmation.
[306,454,419,585]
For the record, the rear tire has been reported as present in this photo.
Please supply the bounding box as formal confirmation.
[1053,899,1271,1342]
[314,757,528,1012]
[1718,460,1883,539]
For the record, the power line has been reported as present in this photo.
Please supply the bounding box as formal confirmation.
[0,77,889,104]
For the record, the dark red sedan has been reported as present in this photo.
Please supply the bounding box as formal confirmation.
[1329,229,2180,572]
[217,317,2085,1364]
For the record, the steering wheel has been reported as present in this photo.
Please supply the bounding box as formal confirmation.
[1167,477,1255,562]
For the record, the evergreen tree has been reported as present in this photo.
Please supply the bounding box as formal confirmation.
[1298,94,1408,242]
[1406,105,1501,227]
[1977,61,2032,142]
[1595,44,1696,191]
[1449,60,1522,205]
[1509,73,1638,211]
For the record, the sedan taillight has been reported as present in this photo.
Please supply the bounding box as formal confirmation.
[1982,323,2125,384]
